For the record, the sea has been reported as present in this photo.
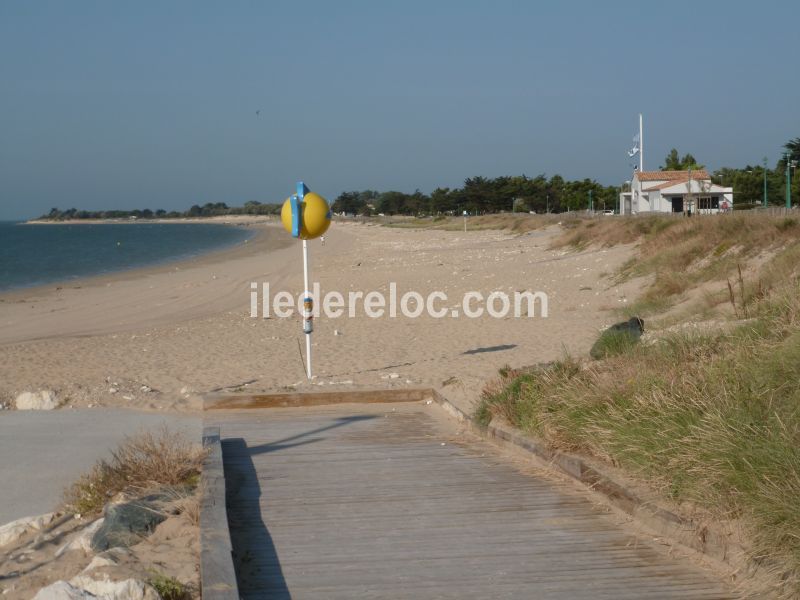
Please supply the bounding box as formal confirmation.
[0,221,254,292]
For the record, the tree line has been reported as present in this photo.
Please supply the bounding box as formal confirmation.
[332,175,620,216]
[40,201,283,221]
[39,137,800,220]
[332,137,799,215]
[711,138,800,207]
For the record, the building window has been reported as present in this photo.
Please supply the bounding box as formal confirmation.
[698,197,720,210]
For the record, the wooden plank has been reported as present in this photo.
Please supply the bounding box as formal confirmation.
[199,426,239,600]
[215,404,736,599]
[204,387,433,410]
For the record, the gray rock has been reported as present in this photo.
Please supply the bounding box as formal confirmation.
[15,390,58,410]
[35,576,160,600]
[69,575,159,599]
[33,581,92,599]
[55,518,104,557]
[81,547,132,573]
[0,512,55,547]
[90,495,167,551]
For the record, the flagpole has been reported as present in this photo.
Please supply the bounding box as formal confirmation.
[639,113,644,172]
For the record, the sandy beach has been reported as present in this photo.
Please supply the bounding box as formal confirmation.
[0,220,643,414]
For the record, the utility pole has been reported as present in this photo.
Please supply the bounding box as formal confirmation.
[589,189,593,213]
[546,194,549,214]
[786,152,792,210]
[763,157,768,208]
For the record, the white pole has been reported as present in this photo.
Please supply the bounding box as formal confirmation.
[639,113,644,172]
[464,214,467,232]
[302,239,312,379]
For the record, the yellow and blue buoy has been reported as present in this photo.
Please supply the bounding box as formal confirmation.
[281,183,331,240]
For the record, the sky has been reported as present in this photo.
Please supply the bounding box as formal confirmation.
[1,1,798,220]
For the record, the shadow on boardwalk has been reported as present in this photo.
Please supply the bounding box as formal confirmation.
[223,415,376,598]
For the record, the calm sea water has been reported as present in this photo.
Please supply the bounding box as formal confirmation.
[0,221,254,292]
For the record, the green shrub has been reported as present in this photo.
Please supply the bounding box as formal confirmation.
[148,572,190,600]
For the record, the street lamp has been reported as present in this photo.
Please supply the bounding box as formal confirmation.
[786,152,798,209]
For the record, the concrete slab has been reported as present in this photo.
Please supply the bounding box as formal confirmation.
[0,408,201,524]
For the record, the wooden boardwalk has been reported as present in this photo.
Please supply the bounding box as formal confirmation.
[211,402,734,599]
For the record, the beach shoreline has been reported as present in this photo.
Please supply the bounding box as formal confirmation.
[0,222,643,414]
[0,221,287,304]
[0,221,297,347]
[23,214,277,226]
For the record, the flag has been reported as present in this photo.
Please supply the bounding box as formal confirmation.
[628,132,640,157]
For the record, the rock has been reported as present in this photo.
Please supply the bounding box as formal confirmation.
[55,518,105,557]
[69,575,159,600]
[83,555,115,571]
[34,575,159,599]
[590,317,645,360]
[81,547,131,573]
[33,581,92,599]
[91,496,167,551]
[0,512,55,547]
[14,390,58,410]
[389,373,400,379]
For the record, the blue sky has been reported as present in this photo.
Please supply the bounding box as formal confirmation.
[1,1,798,219]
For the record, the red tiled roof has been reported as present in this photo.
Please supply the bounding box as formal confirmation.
[636,169,710,181]
[644,179,690,191]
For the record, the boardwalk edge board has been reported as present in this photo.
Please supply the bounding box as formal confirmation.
[200,426,239,600]
[203,387,432,410]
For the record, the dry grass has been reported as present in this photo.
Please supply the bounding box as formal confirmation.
[384,212,568,233]
[552,214,800,317]
[173,493,200,526]
[64,427,206,515]
[552,214,671,248]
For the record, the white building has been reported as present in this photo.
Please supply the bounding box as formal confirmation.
[620,170,733,215]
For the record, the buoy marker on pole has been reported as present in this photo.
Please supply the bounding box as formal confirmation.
[281,182,332,380]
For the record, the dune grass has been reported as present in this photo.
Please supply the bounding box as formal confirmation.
[553,213,800,318]
[64,427,206,515]
[478,217,800,594]
[383,212,567,233]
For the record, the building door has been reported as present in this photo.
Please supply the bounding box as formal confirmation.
[671,197,684,213]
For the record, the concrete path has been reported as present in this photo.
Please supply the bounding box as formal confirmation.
[0,408,200,524]
[211,402,734,599]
